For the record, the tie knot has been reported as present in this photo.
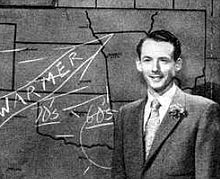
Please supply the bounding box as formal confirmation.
[151,98,161,110]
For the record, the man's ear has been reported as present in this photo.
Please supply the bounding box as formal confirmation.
[175,57,182,72]
[136,59,142,72]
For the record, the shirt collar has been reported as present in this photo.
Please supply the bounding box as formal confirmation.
[147,83,177,107]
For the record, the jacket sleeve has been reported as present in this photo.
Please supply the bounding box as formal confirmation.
[195,103,220,179]
[111,107,127,179]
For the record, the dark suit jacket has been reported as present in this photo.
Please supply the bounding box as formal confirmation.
[112,87,220,179]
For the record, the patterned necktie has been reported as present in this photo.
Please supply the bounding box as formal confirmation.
[145,98,161,159]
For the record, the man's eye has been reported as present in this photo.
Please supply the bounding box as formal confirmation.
[142,58,151,62]
[160,58,169,62]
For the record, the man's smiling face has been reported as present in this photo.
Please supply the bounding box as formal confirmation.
[136,39,182,95]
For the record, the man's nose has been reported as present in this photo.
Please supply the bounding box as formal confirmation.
[152,60,160,72]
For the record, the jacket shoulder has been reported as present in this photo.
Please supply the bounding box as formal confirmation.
[181,91,220,119]
[184,92,218,107]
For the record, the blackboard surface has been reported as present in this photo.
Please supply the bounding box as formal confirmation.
[0,6,217,179]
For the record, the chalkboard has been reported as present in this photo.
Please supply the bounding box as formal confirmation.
[0,8,206,178]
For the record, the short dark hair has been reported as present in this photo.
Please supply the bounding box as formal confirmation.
[136,30,181,61]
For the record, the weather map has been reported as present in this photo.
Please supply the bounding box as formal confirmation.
[0,8,205,178]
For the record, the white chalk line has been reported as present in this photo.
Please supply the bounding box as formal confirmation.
[0,47,27,53]
[18,57,47,64]
[36,121,61,127]
[85,122,113,130]
[83,166,90,175]
[55,134,74,138]
[63,95,105,111]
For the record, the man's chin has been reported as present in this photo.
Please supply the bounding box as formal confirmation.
[147,82,168,94]
[148,83,163,90]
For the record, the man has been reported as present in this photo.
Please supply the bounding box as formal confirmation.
[112,30,220,179]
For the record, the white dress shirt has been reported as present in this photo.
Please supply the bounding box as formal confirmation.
[144,83,177,131]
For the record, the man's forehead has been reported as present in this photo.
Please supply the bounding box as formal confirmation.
[141,39,174,57]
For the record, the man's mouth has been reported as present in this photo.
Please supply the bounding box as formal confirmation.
[150,75,162,78]
[149,75,163,81]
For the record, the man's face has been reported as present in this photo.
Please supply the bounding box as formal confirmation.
[136,39,182,94]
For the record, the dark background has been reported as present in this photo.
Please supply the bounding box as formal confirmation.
[0,0,219,178]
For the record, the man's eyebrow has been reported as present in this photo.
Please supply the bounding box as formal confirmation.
[141,56,152,59]
[158,56,170,60]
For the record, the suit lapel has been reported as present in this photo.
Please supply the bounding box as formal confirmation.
[125,96,147,171]
[144,87,186,167]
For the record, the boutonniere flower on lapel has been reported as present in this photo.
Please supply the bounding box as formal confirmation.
[168,103,187,120]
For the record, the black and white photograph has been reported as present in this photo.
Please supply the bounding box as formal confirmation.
[0,0,219,178]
